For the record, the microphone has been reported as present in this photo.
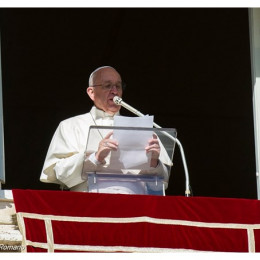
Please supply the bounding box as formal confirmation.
[113,96,165,129]
[113,96,145,117]
[113,95,191,197]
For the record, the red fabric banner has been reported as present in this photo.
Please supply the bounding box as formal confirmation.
[12,189,260,252]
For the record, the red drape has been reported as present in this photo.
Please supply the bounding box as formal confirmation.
[12,189,260,252]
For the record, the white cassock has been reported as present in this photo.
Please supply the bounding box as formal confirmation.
[40,106,172,194]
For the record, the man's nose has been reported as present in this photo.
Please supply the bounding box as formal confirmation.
[110,85,119,93]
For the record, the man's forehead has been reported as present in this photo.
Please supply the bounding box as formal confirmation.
[102,80,122,84]
[96,68,121,81]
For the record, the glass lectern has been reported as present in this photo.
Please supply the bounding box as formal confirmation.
[82,126,177,196]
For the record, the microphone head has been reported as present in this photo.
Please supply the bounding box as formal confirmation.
[113,96,122,105]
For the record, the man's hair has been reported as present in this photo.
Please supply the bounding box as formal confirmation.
[88,66,116,86]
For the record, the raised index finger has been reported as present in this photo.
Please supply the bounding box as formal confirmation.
[104,131,113,140]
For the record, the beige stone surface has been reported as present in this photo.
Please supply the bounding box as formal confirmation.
[0,191,22,252]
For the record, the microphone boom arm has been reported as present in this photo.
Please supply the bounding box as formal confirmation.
[153,121,191,197]
[113,96,191,197]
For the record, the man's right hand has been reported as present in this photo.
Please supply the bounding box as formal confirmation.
[95,131,118,163]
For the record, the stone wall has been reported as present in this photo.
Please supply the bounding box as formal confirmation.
[0,190,22,253]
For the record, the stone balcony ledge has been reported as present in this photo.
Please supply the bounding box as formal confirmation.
[0,190,22,252]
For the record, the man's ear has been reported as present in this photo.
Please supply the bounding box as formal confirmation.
[86,87,95,101]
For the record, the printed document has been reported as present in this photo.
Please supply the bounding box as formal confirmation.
[110,115,154,169]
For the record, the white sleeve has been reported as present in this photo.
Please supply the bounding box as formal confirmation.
[88,152,103,165]
[54,152,85,188]
[138,160,171,190]
[155,160,171,189]
[40,120,86,188]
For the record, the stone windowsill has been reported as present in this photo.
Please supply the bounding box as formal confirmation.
[0,189,22,252]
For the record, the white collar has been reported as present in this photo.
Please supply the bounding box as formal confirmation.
[90,106,120,120]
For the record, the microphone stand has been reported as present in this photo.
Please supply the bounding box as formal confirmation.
[115,98,191,197]
[152,121,191,197]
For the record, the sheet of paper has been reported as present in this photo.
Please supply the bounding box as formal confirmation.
[110,115,154,169]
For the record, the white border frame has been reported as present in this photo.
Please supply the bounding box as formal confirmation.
[249,8,260,199]
[0,33,5,187]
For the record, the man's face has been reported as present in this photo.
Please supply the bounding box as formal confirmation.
[87,67,123,114]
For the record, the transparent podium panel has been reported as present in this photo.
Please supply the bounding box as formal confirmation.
[82,126,177,196]
[88,173,165,196]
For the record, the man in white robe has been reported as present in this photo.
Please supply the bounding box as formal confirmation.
[40,66,171,194]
